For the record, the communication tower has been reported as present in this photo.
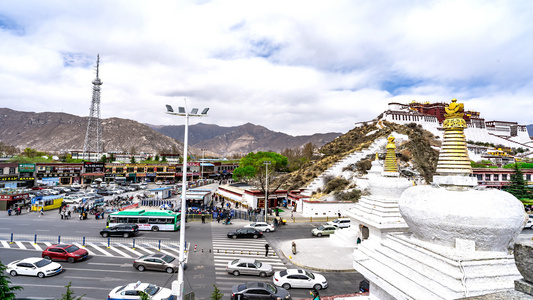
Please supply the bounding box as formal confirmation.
[82,55,103,161]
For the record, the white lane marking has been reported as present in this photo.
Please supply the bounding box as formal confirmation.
[107,246,131,258]
[14,283,111,290]
[119,245,143,257]
[32,243,43,251]
[89,244,113,256]
[1,240,10,248]
[15,241,26,249]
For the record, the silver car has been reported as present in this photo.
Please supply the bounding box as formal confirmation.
[226,258,274,277]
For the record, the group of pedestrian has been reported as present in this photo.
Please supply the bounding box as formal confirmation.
[7,206,22,216]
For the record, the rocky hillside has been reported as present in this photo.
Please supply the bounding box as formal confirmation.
[274,120,441,191]
[0,108,186,154]
[148,123,341,156]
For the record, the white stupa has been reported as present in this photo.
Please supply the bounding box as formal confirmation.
[354,99,528,299]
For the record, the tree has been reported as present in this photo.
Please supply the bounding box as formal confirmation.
[210,284,224,300]
[505,163,528,200]
[130,156,136,164]
[154,155,160,162]
[233,152,288,199]
[0,259,23,300]
[161,156,167,162]
[59,282,84,300]
[99,154,107,163]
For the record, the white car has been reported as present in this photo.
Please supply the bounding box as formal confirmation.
[71,183,81,189]
[244,222,276,232]
[326,218,351,228]
[525,215,533,229]
[7,257,62,278]
[273,269,328,290]
[108,281,174,300]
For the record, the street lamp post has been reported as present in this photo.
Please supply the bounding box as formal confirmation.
[264,161,271,223]
[200,148,207,180]
[165,102,209,299]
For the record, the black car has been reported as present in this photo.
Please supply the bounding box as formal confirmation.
[227,228,263,239]
[100,224,139,238]
[231,282,290,300]
[96,189,113,196]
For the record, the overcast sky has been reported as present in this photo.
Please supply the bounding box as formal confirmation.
[0,0,531,136]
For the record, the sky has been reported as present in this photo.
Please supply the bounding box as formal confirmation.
[0,0,532,136]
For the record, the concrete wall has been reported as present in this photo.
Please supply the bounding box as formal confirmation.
[301,200,357,217]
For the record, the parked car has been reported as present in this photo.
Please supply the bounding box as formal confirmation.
[312,225,338,237]
[108,281,173,300]
[525,214,533,229]
[42,244,89,263]
[227,228,263,239]
[133,253,179,273]
[6,257,62,278]
[244,222,275,232]
[97,189,113,196]
[71,183,81,189]
[227,258,273,277]
[326,218,351,228]
[90,183,99,188]
[273,269,328,290]
[100,224,139,238]
[231,282,291,300]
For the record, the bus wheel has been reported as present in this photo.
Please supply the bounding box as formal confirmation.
[152,226,159,232]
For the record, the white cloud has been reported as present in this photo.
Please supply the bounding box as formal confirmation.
[0,0,532,137]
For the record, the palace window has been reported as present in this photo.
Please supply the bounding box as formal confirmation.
[485,174,491,181]
[493,174,499,181]
[0,168,3,175]
[9,167,15,174]
[502,174,508,181]
[527,174,531,181]
[476,174,483,181]
[147,167,154,172]
[116,168,124,173]
[127,167,134,173]
[157,167,164,172]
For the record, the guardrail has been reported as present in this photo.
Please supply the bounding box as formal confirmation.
[0,233,181,251]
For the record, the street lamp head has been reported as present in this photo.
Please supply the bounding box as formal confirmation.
[201,108,210,115]
[165,105,174,113]
[178,107,186,114]
[191,108,199,115]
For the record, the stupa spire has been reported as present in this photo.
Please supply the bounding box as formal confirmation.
[384,135,397,173]
[435,98,472,176]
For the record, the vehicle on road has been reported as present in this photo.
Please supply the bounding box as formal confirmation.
[6,257,62,278]
[226,258,273,277]
[100,224,139,238]
[133,253,179,273]
[31,195,63,211]
[312,225,338,237]
[244,222,275,232]
[231,282,291,300]
[97,189,113,196]
[107,209,181,231]
[273,269,328,290]
[71,182,82,189]
[525,215,533,229]
[326,218,351,228]
[227,228,263,239]
[42,244,89,263]
[108,281,174,300]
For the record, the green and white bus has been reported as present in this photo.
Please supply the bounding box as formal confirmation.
[107,209,181,231]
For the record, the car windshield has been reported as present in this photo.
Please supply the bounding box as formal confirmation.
[254,261,262,268]
[305,270,315,279]
[144,284,160,296]
[65,245,79,253]
[35,259,52,268]
[317,226,325,230]
[162,255,175,263]
[265,283,276,294]
[231,259,239,265]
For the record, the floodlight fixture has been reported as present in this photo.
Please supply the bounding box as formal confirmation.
[165,105,174,113]
[191,108,198,115]
[201,108,210,115]
[178,107,186,114]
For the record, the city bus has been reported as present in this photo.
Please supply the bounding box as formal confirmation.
[107,209,181,231]
[31,195,63,211]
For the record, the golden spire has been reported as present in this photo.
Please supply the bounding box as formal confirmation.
[384,135,397,173]
[435,99,472,176]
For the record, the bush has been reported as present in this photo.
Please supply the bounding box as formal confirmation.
[323,177,350,194]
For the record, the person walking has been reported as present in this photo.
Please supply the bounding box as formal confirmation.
[292,241,297,255]
[310,289,320,300]
[39,207,44,216]
[264,243,270,257]
[201,215,206,224]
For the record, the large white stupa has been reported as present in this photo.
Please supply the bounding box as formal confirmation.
[354,99,528,299]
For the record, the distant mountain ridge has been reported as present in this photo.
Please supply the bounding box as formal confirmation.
[0,108,341,157]
[147,122,341,156]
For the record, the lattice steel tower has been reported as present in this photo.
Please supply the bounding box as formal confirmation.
[83,55,103,161]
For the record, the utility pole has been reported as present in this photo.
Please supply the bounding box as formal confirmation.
[264,161,271,222]
[83,55,103,161]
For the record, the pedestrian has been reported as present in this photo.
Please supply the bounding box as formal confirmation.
[264,243,269,257]
[338,211,341,218]
[292,241,297,255]
[39,207,44,216]
[7,208,12,216]
[310,289,320,300]
[217,214,221,223]
[67,210,71,219]
[17,206,21,215]
[273,218,278,227]
[201,215,206,224]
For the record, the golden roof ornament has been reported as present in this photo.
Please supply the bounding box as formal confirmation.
[435,98,472,177]
[384,135,398,173]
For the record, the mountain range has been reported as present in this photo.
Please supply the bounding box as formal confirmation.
[0,108,341,157]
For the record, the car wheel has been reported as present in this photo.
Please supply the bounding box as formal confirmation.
[37,272,45,278]
[232,235,237,239]
[313,284,322,290]
[152,226,159,232]
[166,267,174,274]
[67,257,75,263]
[317,233,322,237]
[253,234,258,239]
[9,270,17,277]
[43,255,51,260]
[282,283,291,290]
[233,270,240,276]
[137,265,145,272]
[266,229,270,232]
[123,233,129,238]
[259,272,267,277]
[102,233,109,238]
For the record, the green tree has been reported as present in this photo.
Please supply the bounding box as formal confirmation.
[0,259,23,300]
[154,155,160,162]
[210,284,224,300]
[161,156,167,162]
[100,154,107,163]
[505,163,528,200]
[59,282,84,300]
[233,151,288,198]
[130,156,136,164]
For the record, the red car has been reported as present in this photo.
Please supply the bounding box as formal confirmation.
[42,244,89,263]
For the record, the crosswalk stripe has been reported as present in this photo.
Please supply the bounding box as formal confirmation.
[107,246,132,258]
[15,241,26,249]
[90,244,113,256]
[44,242,52,247]
[31,243,43,251]
[74,243,95,256]
[1,241,10,248]
[119,245,143,257]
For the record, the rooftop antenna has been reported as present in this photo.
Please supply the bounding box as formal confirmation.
[82,54,103,161]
